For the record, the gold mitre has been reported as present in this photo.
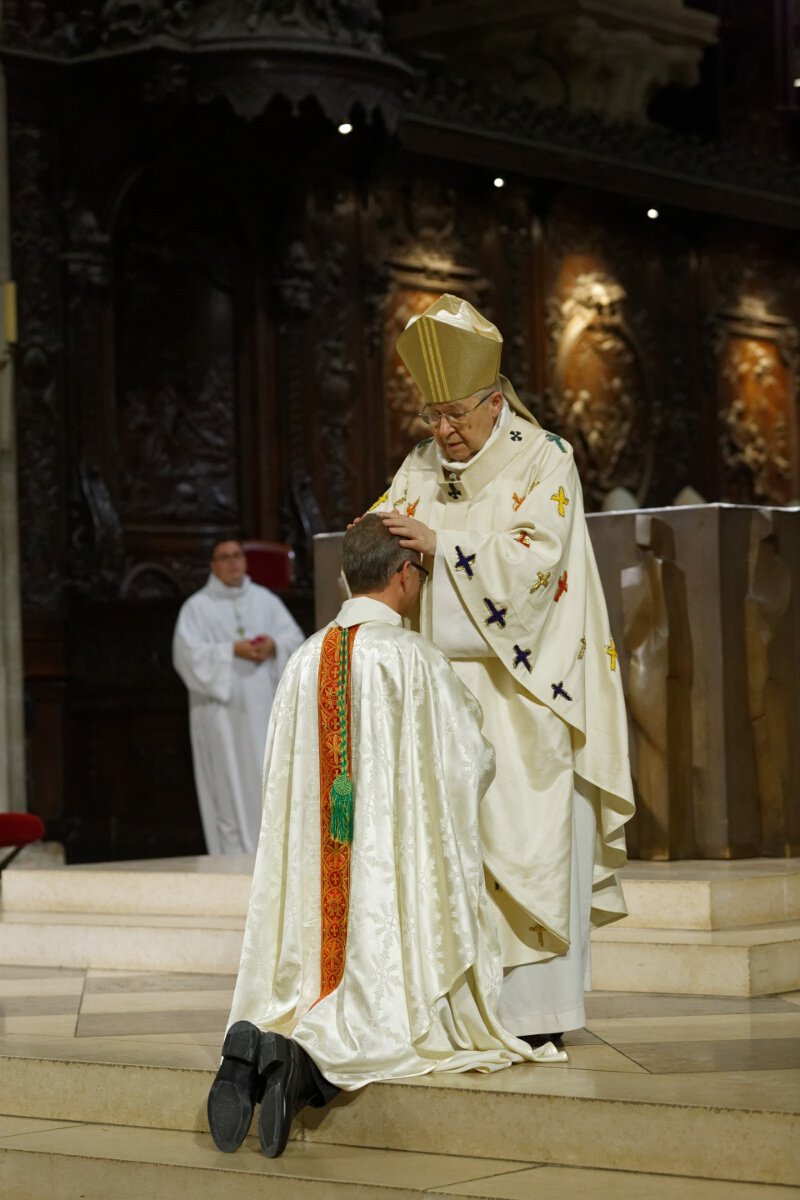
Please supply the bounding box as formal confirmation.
[397,294,536,424]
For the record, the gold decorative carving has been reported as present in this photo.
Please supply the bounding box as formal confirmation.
[550,270,653,507]
[716,297,798,505]
[383,289,439,465]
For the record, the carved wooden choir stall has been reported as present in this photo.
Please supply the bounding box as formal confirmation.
[2,0,798,860]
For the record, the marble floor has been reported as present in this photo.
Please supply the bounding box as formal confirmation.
[2,964,800,1196]
[3,963,800,1067]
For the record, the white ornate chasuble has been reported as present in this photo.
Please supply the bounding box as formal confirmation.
[226,598,552,1090]
[383,415,635,967]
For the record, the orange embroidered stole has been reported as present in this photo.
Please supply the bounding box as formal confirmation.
[316,624,358,1001]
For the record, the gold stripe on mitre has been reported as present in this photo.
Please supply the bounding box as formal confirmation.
[417,316,448,407]
[398,294,503,405]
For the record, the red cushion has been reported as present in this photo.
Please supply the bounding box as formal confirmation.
[241,542,295,590]
[0,813,45,848]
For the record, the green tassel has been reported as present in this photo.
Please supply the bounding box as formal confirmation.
[330,772,354,845]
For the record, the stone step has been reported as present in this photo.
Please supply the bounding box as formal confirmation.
[0,1039,797,1186]
[1,854,255,918]
[2,908,798,996]
[591,920,800,997]
[0,909,244,974]
[617,860,800,931]
[7,1119,800,1200]
[5,856,799,931]
[3,858,800,995]
[4,1119,796,1200]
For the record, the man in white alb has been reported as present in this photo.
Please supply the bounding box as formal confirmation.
[173,539,304,854]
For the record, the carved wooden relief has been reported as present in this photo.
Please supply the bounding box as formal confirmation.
[543,195,699,508]
[306,186,359,531]
[715,298,798,505]
[113,171,244,526]
[9,120,67,614]
[369,175,491,477]
[272,237,327,584]
[383,287,440,472]
[548,268,652,507]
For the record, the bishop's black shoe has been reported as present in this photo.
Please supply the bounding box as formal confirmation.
[207,1020,264,1152]
[257,1032,323,1158]
[520,1032,564,1049]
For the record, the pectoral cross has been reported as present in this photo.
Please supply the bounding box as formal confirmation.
[530,571,550,594]
[483,598,507,628]
[551,680,573,702]
[551,486,570,518]
[546,432,567,453]
[368,490,389,512]
[553,571,568,602]
[454,545,476,578]
[605,637,618,671]
[513,644,532,673]
[448,480,462,500]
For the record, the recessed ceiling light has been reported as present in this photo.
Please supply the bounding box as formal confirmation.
[647,207,659,219]
[493,177,505,188]
[338,122,353,135]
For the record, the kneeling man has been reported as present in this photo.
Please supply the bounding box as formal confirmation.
[208,516,558,1158]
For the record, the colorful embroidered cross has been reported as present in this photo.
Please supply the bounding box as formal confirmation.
[551,680,573,701]
[513,645,532,672]
[546,432,567,453]
[530,570,550,594]
[605,637,618,671]
[448,481,462,500]
[454,546,476,578]
[512,492,526,511]
[510,430,522,442]
[515,532,532,548]
[483,598,507,628]
[553,571,568,602]
[578,636,587,660]
[406,498,419,517]
[551,487,570,518]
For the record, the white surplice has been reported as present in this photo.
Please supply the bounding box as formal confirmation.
[226,597,547,1090]
[380,404,636,1034]
[172,574,304,854]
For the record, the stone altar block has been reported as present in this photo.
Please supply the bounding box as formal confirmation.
[314,506,800,861]
[588,505,799,860]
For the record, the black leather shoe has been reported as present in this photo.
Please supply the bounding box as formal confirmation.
[257,1032,321,1158]
[207,1020,264,1152]
[520,1032,564,1049]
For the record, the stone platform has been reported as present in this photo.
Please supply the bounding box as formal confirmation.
[1,856,799,996]
[1,964,799,1197]
[2,858,800,1196]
